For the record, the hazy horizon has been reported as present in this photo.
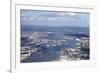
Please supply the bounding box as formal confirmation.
[21,10,89,27]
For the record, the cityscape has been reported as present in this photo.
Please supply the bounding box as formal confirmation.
[20,10,90,63]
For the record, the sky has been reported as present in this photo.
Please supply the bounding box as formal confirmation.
[21,10,89,27]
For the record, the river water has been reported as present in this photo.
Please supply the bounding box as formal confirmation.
[21,37,80,62]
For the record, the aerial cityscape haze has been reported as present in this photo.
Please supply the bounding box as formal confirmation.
[20,10,90,63]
